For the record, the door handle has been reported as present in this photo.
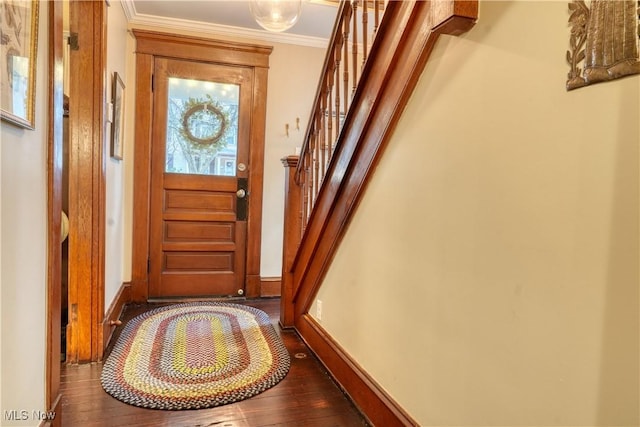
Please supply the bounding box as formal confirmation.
[236,189,247,199]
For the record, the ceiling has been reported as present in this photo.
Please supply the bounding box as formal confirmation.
[123,1,339,48]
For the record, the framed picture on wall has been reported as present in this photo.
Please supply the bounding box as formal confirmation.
[111,72,125,160]
[0,0,40,129]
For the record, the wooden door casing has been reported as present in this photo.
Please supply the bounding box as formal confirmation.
[131,31,272,301]
[66,0,107,364]
[47,2,64,424]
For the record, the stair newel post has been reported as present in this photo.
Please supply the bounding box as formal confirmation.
[280,155,303,328]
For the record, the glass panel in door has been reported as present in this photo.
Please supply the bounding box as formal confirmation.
[165,78,240,176]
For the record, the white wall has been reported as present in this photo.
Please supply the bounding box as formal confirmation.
[104,1,130,312]
[0,2,49,425]
[312,1,639,425]
[261,43,324,277]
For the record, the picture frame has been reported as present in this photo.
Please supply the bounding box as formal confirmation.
[111,72,125,160]
[0,0,40,129]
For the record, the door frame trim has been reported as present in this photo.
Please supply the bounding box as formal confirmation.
[66,0,107,363]
[46,1,63,424]
[130,30,272,301]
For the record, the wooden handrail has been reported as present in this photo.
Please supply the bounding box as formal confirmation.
[282,0,478,328]
[280,0,384,327]
[281,0,478,318]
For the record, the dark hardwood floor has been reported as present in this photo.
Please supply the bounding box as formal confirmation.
[60,298,368,427]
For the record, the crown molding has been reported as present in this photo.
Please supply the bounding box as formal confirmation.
[120,0,136,21]
[120,1,328,49]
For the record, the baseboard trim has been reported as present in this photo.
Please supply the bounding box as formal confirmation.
[260,276,282,297]
[296,314,418,426]
[102,282,131,354]
[39,393,61,427]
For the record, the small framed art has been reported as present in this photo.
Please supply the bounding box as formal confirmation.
[111,72,125,160]
[1,0,40,129]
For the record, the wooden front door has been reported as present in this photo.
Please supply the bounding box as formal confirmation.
[149,58,253,298]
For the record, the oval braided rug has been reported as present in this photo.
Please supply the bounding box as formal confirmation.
[100,302,290,410]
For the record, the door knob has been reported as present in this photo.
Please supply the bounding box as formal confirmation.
[236,189,247,198]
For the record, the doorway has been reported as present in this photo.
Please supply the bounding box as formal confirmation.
[130,30,272,301]
[47,0,108,422]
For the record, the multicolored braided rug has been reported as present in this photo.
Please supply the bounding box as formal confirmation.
[100,302,290,410]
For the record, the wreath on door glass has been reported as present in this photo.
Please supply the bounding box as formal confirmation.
[179,95,230,151]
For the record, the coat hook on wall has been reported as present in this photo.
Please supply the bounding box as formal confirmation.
[296,117,300,130]
[285,123,290,137]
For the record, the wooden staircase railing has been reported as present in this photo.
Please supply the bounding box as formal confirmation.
[280,0,388,328]
[296,0,386,226]
[281,0,477,327]
[281,1,478,424]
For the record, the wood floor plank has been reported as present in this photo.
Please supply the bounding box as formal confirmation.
[60,299,368,427]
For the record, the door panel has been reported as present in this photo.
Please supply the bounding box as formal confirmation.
[149,58,253,298]
[164,222,235,242]
[164,252,234,270]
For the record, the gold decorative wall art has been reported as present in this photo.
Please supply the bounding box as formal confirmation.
[566,0,640,90]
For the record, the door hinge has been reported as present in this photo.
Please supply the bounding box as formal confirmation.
[151,74,154,92]
[147,258,150,273]
[70,303,78,322]
[68,32,79,51]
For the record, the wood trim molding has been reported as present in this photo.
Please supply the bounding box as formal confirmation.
[132,29,273,68]
[130,31,272,301]
[260,277,282,297]
[296,314,419,426]
[46,1,63,425]
[130,52,154,303]
[67,0,107,363]
[102,283,131,352]
[39,394,61,427]
[92,0,108,363]
[244,65,270,298]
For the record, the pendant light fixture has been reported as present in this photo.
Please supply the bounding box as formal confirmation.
[249,0,302,33]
